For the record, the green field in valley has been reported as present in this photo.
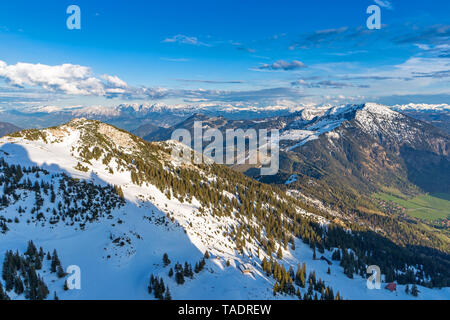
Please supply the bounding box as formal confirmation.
[374,191,450,221]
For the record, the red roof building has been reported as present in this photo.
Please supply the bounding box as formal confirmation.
[386,283,397,292]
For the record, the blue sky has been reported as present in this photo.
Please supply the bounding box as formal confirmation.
[0,0,449,110]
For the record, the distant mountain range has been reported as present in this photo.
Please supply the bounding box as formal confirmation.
[2,102,448,134]
[0,103,302,132]
[391,104,450,134]
[144,103,450,235]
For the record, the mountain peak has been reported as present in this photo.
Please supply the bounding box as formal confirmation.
[361,102,399,116]
[67,117,90,125]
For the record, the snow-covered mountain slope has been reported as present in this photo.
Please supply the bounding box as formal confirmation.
[243,104,450,270]
[0,119,448,300]
[278,103,444,151]
[280,103,449,186]
[145,102,449,208]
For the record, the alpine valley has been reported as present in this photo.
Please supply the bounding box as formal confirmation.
[0,103,449,300]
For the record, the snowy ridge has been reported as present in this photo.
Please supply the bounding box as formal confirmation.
[391,103,450,112]
[25,103,307,118]
[278,103,403,151]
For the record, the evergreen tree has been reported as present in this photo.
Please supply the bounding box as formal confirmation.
[64,280,69,291]
[51,250,61,273]
[175,271,185,285]
[163,253,171,267]
[164,286,172,300]
[25,240,37,258]
[411,284,419,297]
[14,276,24,295]
[57,265,66,278]
[0,282,10,300]
[277,247,283,260]
[273,282,279,296]
[148,275,154,294]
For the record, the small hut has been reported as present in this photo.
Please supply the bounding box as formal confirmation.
[238,263,252,275]
[385,283,397,292]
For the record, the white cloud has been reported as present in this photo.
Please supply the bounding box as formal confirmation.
[163,35,211,47]
[258,60,307,71]
[0,60,129,96]
[393,57,450,77]
[101,75,128,88]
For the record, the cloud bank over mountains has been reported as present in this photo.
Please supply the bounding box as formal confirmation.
[0,60,128,96]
